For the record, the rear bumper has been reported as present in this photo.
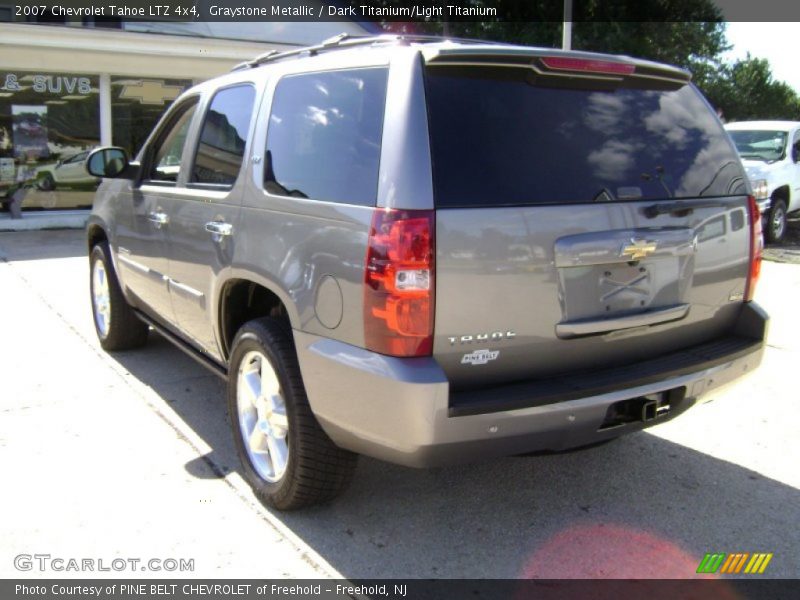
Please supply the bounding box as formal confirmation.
[294,303,768,467]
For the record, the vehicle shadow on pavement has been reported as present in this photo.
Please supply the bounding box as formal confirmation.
[111,332,799,580]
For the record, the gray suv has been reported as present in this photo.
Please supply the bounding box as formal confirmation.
[86,34,768,510]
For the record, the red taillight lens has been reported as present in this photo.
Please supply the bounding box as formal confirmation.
[540,56,636,76]
[745,195,763,302]
[364,209,434,357]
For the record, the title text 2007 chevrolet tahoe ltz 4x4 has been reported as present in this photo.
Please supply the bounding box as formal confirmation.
[85,35,768,510]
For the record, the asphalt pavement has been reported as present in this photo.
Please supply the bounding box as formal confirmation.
[1,229,798,579]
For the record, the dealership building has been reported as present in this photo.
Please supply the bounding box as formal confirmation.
[0,18,370,218]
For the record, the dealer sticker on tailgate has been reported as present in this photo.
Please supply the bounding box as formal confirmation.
[461,349,500,366]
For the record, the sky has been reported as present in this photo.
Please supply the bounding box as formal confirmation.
[724,22,800,93]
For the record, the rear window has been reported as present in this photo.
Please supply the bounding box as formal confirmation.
[425,67,747,207]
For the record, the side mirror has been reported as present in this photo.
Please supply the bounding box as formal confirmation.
[86,147,137,179]
[793,143,800,163]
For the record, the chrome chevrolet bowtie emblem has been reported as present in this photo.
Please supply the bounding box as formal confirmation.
[620,238,658,260]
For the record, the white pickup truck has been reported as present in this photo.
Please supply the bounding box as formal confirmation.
[725,120,800,243]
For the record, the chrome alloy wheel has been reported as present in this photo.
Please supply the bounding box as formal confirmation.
[771,204,786,240]
[91,258,111,338]
[236,350,290,482]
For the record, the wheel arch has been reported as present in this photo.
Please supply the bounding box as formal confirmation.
[217,275,299,362]
[771,184,790,204]
[86,220,108,251]
[87,217,132,304]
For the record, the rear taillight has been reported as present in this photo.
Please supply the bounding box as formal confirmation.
[364,209,434,357]
[745,195,763,302]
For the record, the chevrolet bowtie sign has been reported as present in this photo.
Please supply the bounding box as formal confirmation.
[620,239,658,260]
[120,81,185,105]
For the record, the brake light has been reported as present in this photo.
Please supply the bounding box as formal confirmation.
[364,209,434,357]
[540,56,636,76]
[745,195,762,302]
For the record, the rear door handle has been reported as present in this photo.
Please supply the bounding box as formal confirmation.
[205,221,233,242]
[147,211,169,228]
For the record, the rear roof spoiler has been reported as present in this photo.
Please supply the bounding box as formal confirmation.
[422,47,692,85]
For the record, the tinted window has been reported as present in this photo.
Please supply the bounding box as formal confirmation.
[147,99,198,183]
[264,68,388,205]
[425,67,747,207]
[192,85,255,186]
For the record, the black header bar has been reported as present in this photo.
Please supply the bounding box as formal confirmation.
[7,0,800,23]
[4,579,800,600]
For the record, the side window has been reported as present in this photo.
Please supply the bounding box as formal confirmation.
[63,152,88,165]
[697,215,727,243]
[145,98,198,184]
[191,84,256,187]
[264,67,388,206]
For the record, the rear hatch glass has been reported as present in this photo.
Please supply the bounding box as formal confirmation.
[425,66,745,207]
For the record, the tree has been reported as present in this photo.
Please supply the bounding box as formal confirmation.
[703,55,800,121]
[572,21,728,91]
[372,0,728,74]
[367,0,800,121]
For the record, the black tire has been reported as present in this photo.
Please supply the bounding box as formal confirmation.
[37,173,55,191]
[227,318,357,510]
[765,199,787,244]
[89,242,149,351]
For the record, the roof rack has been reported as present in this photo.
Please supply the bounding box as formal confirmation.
[231,32,501,72]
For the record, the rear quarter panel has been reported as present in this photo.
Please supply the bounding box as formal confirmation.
[232,53,397,348]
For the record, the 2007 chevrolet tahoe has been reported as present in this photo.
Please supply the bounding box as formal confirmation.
[85,34,768,509]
